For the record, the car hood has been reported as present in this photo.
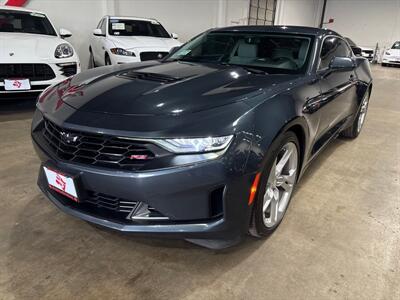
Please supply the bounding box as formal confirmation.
[0,32,67,61]
[108,35,181,50]
[45,61,300,117]
[385,49,400,56]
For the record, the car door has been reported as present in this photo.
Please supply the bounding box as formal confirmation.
[93,18,107,65]
[315,36,357,142]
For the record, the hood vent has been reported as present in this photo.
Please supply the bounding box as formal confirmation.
[118,71,181,84]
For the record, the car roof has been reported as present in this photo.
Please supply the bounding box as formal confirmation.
[107,15,159,23]
[0,5,46,15]
[211,25,341,37]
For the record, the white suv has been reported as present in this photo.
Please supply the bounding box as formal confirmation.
[0,6,80,98]
[89,16,182,66]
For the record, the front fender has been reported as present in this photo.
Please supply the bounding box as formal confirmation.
[244,94,310,174]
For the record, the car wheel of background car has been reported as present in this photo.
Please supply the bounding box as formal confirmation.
[249,131,299,237]
[89,48,96,68]
[340,91,370,138]
[382,63,387,67]
[105,54,112,66]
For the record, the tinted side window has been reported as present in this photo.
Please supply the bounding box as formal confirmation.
[319,37,351,69]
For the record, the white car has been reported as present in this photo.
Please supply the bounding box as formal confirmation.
[382,41,400,67]
[89,16,181,66]
[0,6,80,98]
[345,37,374,62]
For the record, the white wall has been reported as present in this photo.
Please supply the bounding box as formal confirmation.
[115,0,250,42]
[325,0,400,49]
[19,0,249,69]
[275,0,323,27]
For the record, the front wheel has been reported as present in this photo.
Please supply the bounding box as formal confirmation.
[89,50,96,68]
[105,54,112,66]
[249,131,299,237]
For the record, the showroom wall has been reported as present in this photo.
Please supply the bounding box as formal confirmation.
[324,0,400,50]
[115,0,250,41]
[275,0,324,27]
[21,0,249,70]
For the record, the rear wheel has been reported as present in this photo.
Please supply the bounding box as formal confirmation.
[249,131,299,237]
[340,91,370,138]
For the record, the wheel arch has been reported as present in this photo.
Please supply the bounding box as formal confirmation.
[247,115,310,177]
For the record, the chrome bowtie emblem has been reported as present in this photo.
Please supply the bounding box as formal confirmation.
[9,52,14,56]
[60,131,79,144]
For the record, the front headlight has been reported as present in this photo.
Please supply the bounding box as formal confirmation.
[55,43,74,58]
[110,48,136,56]
[156,136,234,154]
[385,51,391,56]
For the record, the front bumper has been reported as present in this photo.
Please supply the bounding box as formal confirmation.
[0,59,81,98]
[32,119,254,244]
[382,57,400,65]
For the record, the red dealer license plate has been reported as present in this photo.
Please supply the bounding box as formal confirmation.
[43,166,79,202]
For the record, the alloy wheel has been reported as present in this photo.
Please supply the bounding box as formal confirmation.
[357,94,369,133]
[262,142,298,227]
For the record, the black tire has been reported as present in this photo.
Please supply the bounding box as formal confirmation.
[382,63,387,67]
[340,91,370,139]
[89,48,96,68]
[249,131,300,237]
[105,54,112,66]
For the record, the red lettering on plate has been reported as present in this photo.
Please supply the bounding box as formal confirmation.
[55,174,66,191]
[13,80,22,89]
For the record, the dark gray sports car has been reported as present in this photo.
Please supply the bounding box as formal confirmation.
[31,26,373,248]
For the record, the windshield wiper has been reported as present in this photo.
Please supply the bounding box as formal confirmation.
[221,63,268,75]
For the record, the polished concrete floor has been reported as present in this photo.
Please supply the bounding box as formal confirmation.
[0,65,399,300]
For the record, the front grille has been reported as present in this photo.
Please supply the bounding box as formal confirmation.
[86,191,137,213]
[85,191,165,217]
[51,188,166,223]
[57,63,77,77]
[41,119,156,171]
[140,51,169,61]
[0,64,55,81]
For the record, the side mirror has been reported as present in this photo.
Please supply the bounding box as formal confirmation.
[170,33,179,39]
[59,28,72,38]
[93,28,104,36]
[169,46,180,54]
[329,57,355,71]
[351,47,362,56]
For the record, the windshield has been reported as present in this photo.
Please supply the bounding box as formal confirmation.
[392,42,400,49]
[167,32,313,74]
[0,10,56,36]
[109,18,170,38]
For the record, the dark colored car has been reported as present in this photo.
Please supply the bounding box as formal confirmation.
[31,26,373,249]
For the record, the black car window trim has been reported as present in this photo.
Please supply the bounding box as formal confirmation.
[317,35,354,71]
